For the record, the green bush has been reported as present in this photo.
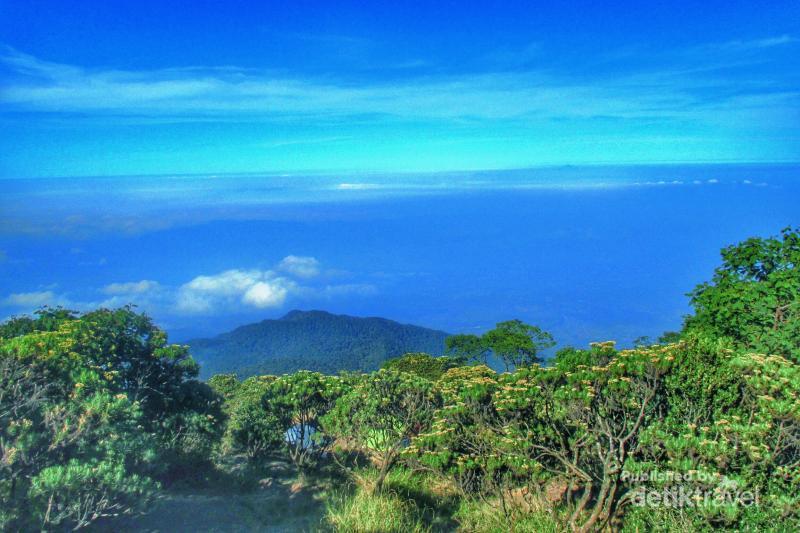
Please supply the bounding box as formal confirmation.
[0,307,218,529]
[382,352,459,381]
[29,458,157,529]
[324,370,441,493]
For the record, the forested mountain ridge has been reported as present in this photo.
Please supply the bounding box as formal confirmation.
[188,310,449,378]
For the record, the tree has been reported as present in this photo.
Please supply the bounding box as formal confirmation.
[29,458,156,530]
[0,307,211,529]
[207,373,241,401]
[156,380,224,478]
[686,226,800,361]
[483,320,555,370]
[221,376,282,460]
[657,330,682,344]
[381,352,459,380]
[445,334,488,364]
[552,343,615,372]
[0,355,49,525]
[0,333,159,529]
[68,307,201,421]
[410,365,500,493]
[0,307,78,340]
[630,335,800,530]
[324,370,440,493]
[264,371,346,471]
[492,342,673,532]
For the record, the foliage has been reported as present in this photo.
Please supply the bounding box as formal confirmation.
[445,320,555,371]
[264,371,348,470]
[552,342,615,372]
[156,380,224,478]
[444,334,489,364]
[207,373,240,400]
[220,375,282,459]
[410,365,500,492]
[0,307,215,530]
[0,307,79,340]
[618,339,800,531]
[484,319,555,370]
[28,458,157,529]
[3,228,800,531]
[686,226,800,362]
[413,342,675,531]
[324,370,441,493]
[382,352,459,380]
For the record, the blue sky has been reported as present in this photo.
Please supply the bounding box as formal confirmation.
[1,0,799,177]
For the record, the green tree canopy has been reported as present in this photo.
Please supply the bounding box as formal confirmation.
[0,307,217,530]
[444,334,488,364]
[323,370,440,493]
[483,319,555,370]
[685,226,800,361]
[381,352,459,380]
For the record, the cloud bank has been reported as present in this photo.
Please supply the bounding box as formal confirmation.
[1,256,376,317]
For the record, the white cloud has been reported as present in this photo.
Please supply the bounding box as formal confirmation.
[2,255,376,317]
[2,290,58,307]
[172,255,377,314]
[0,39,795,125]
[175,267,298,314]
[102,279,160,295]
[182,269,266,296]
[242,281,290,308]
[276,255,320,278]
[174,289,214,314]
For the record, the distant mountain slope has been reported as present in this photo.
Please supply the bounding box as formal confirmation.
[188,310,449,378]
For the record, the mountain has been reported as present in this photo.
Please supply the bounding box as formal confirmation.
[188,310,450,378]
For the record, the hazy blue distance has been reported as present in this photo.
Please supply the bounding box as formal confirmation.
[1,165,797,348]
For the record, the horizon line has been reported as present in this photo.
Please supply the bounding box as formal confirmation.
[3,158,799,181]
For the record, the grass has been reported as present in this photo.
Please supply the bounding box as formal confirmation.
[324,467,459,532]
[95,458,581,532]
[325,488,431,532]
[323,465,580,532]
[453,497,565,533]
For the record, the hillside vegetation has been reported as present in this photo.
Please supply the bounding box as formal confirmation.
[0,227,798,532]
[188,310,449,378]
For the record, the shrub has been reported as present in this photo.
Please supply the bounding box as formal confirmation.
[382,352,459,381]
[0,307,213,529]
[28,458,157,529]
[324,370,440,493]
[221,376,282,459]
[264,371,348,470]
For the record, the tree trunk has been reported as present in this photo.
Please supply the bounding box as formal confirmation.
[577,475,612,533]
[569,481,592,529]
[372,453,396,494]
